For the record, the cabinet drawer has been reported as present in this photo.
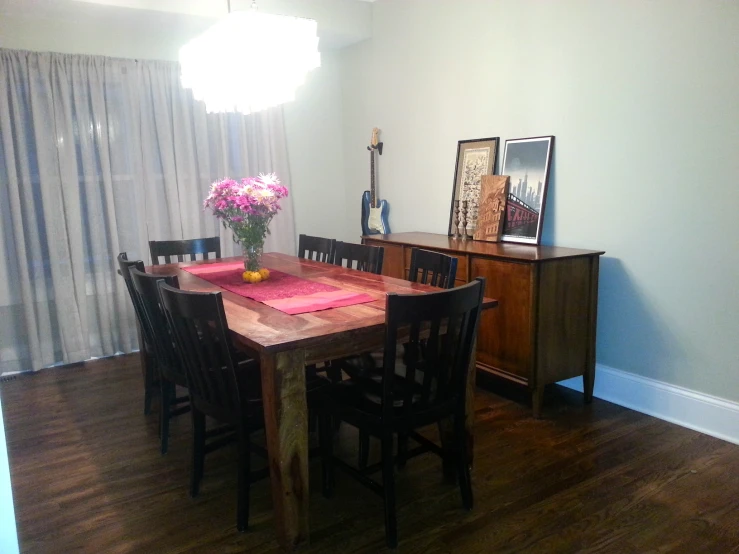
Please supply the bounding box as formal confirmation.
[403,248,468,283]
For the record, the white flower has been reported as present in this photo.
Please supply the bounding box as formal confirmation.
[259,172,280,185]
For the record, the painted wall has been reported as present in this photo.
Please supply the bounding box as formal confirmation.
[339,0,739,401]
[285,50,354,243]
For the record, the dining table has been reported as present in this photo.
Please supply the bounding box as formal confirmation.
[149,252,498,550]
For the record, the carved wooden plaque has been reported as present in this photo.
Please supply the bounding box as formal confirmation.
[473,175,510,242]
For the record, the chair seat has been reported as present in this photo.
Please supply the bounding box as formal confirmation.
[320,374,424,419]
[338,346,426,386]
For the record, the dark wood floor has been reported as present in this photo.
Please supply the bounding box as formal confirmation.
[2,355,738,553]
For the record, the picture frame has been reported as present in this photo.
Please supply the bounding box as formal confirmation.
[500,136,555,245]
[447,137,499,237]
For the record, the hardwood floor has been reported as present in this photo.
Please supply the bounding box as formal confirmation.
[1,355,738,553]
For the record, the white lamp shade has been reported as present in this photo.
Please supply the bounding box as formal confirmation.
[179,10,321,114]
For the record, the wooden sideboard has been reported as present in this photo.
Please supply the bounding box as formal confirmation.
[362,232,605,417]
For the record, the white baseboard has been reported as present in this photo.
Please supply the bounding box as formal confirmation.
[559,364,739,446]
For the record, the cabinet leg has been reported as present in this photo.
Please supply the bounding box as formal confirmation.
[583,370,595,404]
[532,387,544,419]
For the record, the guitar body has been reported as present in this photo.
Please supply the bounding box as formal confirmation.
[362,190,390,235]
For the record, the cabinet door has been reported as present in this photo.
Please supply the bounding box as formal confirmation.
[470,258,533,383]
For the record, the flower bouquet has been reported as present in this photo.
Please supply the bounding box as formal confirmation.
[204,173,288,283]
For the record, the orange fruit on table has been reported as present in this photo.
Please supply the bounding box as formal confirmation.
[258,268,270,280]
[242,271,262,284]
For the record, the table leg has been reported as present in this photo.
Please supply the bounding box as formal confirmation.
[260,349,310,549]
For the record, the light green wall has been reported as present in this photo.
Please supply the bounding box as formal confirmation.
[284,51,357,245]
[339,0,739,401]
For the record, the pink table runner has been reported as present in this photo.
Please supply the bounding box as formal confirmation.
[182,261,375,315]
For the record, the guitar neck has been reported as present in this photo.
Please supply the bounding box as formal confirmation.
[370,149,376,208]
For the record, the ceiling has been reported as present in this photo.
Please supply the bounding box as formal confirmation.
[0,0,373,52]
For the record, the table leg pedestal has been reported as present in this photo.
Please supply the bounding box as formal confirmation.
[260,349,310,550]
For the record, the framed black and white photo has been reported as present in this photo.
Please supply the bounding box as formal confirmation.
[500,136,554,245]
[447,137,499,237]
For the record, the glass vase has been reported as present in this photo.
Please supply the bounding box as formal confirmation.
[242,243,263,272]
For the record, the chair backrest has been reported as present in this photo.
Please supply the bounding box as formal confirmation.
[117,252,152,349]
[333,241,385,275]
[149,237,221,265]
[380,277,486,422]
[158,283,243,423]
[129,268,184,385]
[297,234,335,263]
[408,248,458,289]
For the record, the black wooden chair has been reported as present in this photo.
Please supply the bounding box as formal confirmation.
[149,237,221,265]
[318,278,486,548]
[158,283,329,532]
[333,241,385,275]
[297,234,335,263]
[129,268,190,455]
[340,247,457,465]
[408,248,458,289]
[117,253,158,415]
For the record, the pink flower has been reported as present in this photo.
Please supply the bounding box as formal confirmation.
[203,174,288,238]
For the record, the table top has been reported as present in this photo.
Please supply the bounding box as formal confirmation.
[149,253,497,356]
[362,232,605,261]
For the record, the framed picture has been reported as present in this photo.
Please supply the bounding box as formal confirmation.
[500,136,555,245]
[447,137,499,236]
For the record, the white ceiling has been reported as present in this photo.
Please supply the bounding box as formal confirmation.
[0,0,373,51]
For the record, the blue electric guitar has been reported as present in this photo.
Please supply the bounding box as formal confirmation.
[361,127,390,235]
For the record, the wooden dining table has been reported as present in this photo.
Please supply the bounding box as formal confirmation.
[149,252,497,550]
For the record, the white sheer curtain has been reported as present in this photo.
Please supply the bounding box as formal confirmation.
[0,48,296,374]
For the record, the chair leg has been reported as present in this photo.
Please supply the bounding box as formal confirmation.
[190,409,206,498]
[358,430,371,469]
[397,433,409,470]
[160,381,172,455]
[381,433,398,549]
[143,358,155,416]
[236,428,251,532]
[455,414,473,510]
[140,338,155,416]
[319,414,335,499]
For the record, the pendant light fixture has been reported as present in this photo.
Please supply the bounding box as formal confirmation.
[179,0,321,115]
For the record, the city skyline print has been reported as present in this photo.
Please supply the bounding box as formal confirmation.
[501,136,554,245]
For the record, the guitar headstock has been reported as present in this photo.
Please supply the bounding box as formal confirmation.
[367,127,383,154]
